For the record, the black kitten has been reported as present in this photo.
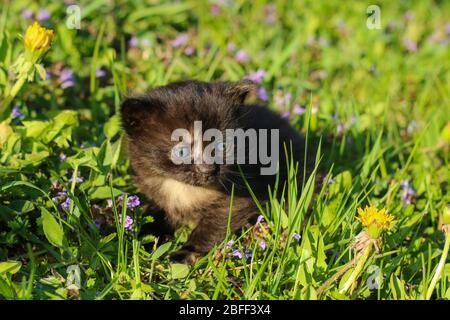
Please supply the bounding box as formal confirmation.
[121,79,312,263]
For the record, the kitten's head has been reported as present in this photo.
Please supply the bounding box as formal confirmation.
[121,79,255,188]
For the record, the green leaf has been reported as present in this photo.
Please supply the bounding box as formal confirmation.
[104,114,121,140]
[89,186,122,199]
[0,261,21,275]
[41,208,64,248]
[170,263,189,279]
[151,242,172,261]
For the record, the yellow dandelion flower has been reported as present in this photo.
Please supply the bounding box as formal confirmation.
[24,22,54,52]
[357,205,394,238]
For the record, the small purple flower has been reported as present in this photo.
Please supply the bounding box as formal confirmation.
[127,195,140,209]
[244,248,252,260]
[351,115,357,125]
[229,249,242,259]
[142,38,151,47]
[119,214,133,231]
[234,49,248,62]
[128,36,138,47]
[21,9,33,20]
[257,87,268,101]
[292,104,306,115]
[59,152,67,161]
[226,240,234,249]
[263,4,277,24]
[11,105,23,119]
[69,176,84,183]
[280,111,290,119]
[259,240,267,251]
[274,91,292,108]
[170,34,188,48]
[94,218,102,229]
[61,198,71,210]
[245,69,266,84]
[210,4,220,16]
[51,180,60,189]
[106,199,113,208]
[59,68,75,89]
[332,112,338,120]
[37,9,50,22]
[256,215,264,224]
[95,68,106,78]
[400,180,409,189]
[293,233,301,241]
[337,123,345,135]
[184,46,195,56]
[401,187,416,206]
[402,37,418,52]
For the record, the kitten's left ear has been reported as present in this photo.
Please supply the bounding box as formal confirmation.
[222,79,256,105]
[120,95,162,136]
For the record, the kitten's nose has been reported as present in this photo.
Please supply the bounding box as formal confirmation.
[195,164,217,175]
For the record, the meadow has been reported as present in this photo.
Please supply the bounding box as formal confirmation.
[0,0,449,300]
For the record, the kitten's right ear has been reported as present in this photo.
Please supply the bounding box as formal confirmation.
[120,96,161,136]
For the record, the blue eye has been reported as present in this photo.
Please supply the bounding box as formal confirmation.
[173,145,190,158]
[216,142,226,151]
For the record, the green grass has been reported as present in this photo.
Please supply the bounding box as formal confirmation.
[0,0,450,300]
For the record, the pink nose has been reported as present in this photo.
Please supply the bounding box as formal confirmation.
[195,164,217,174]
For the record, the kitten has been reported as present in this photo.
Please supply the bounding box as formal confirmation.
[121,79,312,263]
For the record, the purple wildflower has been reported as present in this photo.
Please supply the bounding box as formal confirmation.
[337,123,345,135]
[332,112,338,120]
[274,91,292,108]
[184,46,195,56]
[293,233,301,241]
[127,195,140,209]
[259,240,267,251]
[11,105,23,119]
[263,4,277,24]
[402,37,418,52]
[400,180,409,189]
[21,9,33,19]
[128,36,138,47]
[37,9,50,22]
[142,38,151,47]
[292,104,306,115]
[95,68,106,78]
[234,49,248,62]
[245,69,266,84]
[244,248,252,260]
[69,176,84,183]
[119,214,133,231]
[401,187,416,206]
[210,4,220,16]
[226,240,234,249]
[280,111,291,119]
[256,215,264,224]
[106,199,113,208]
[59,152,67,161]
[229,249,242,259]
[94,218,102,229]
[257,87,268,101]
[59,68,75,89]
[170,34,188,48]
[51,180,60,189]
[61,198,71,210]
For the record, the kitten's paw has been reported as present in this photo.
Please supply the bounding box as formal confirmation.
[169,249,200,264]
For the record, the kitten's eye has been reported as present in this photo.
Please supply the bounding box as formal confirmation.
[173,144,191,159]
[216,142,226,152]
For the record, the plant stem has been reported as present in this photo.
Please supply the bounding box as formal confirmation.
[339,243,372,294]
[426,226,450,300]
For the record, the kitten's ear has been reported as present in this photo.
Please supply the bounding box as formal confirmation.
[222,79,256,105]
[120,96,162,136]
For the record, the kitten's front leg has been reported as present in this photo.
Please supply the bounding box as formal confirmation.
[169,199,257,264]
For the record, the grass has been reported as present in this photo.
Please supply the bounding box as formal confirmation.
[0,0,450,300]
